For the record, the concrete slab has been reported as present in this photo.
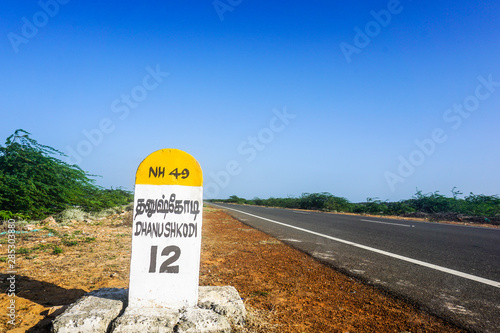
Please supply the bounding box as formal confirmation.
[51,288,127,333]
[52,286,246,333]
[198,286,246,326]
[176,307,231,333]
[111,306,180,333]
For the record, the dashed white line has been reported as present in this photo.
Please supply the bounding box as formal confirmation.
[360,219,414,227]
[212,204,500,289]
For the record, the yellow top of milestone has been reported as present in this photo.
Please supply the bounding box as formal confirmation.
[135,149,203,186]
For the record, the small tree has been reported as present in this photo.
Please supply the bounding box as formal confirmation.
[325,195,351,212]
[0,129,130,219]
[227,195,246,204]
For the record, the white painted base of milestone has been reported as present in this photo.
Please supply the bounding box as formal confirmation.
[129,184,203,309]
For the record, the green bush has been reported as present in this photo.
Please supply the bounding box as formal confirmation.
[62,240,78,246]
[16,247,31,254]
[227,195,247,204]
[464,193,500,216]
[0,210,13,221]
[0,129,133,220]
[299,192,331,210]
[325,196,351,212]
[385,201,416,215]
[211,188,499,224]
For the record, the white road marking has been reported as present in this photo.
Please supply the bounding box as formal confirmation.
[360,219,413,227]
[212,204,500,289]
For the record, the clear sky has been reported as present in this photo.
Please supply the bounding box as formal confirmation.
[1,0,499,202]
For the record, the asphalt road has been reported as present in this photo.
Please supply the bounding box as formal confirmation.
[209,203,500,333]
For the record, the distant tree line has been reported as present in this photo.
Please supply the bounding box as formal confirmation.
[0,129,133,220]
[210,190,500,225]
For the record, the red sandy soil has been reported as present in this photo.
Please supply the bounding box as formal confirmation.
[0,206,464,332]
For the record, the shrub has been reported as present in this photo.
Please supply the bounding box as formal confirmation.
[325,196,352,212]
[58,208,87,222]
[17,247,31,254]
[0,129,133,219]
[62,240,78,246]
[0,210,13,221]
[91,207,118,218]
[211,188,499,224]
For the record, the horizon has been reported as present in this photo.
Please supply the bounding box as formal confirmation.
[204,188,497,203]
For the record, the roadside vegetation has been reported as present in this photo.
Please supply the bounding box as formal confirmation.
[210,190,500,225]
[0,129,133,221]
[1,129,497,226]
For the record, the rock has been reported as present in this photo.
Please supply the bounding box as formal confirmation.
[111,307,180,333]
[47,305,67,317]
[54,286,246,333]
[198,286,246,326]
[41,216,58,227]
[23,224,37,231]
[52,288,127,333]
[176,308,231,333]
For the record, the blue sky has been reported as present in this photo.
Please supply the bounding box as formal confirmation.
[1,0,499,202]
